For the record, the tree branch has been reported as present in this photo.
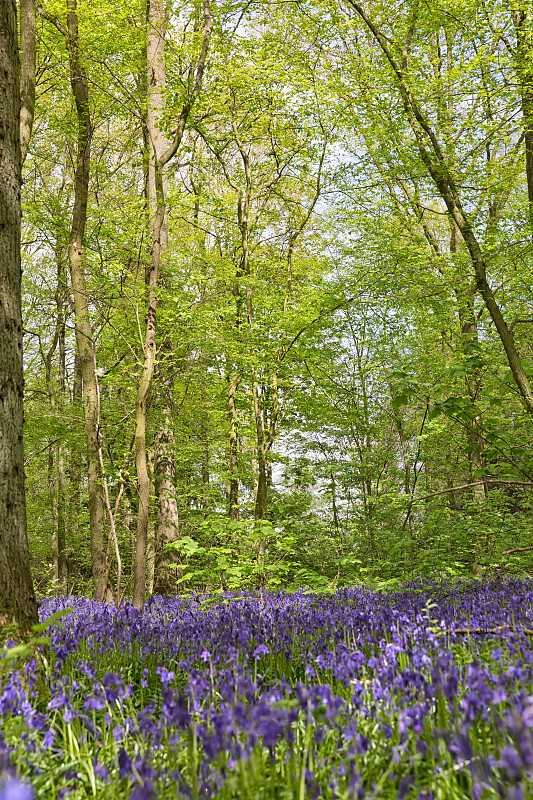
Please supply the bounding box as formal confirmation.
[409,479,533,505]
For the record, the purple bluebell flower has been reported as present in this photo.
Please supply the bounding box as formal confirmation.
[0,781,34,800]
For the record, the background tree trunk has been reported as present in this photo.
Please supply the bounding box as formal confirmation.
[512,0,533,230]
[227,372,240,521]
[0,0,38,634]
[133,0,212,607]
[19,0,36,164]
[68,350,83,582]
[146,0,182,595]
[56,251,68,585]
[63,0,108,599]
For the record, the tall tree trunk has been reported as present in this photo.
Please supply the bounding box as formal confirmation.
[511,0,533,230]
[145,0,181,595]
[56,253,68,585]
[43,243,69,587]
[451,225,486,507]
[227,372,240,521]
[153,363,181,594]
[252,378,279,566]
[389,385,414,531]
[134,0,168,608]
[19,0,36,164]
[40,327,59,581]
[201,433,210,512]
[133,0,213,608]
[0,0,38,634]
[68,350,83,577]
[252,375,280,524]
[62,0,107,599]
[458,306,486,505]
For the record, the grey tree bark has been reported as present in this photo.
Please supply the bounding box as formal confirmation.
[133,0,213,608]
[56,252,68,584]
[0,0,39,635]
[65,0,109,599]
[511,0,533,230]
[19,0,36,164]
[41,0,109,599]
[68,350,83,579]
[143,0,182,596]
[226,371,240,521]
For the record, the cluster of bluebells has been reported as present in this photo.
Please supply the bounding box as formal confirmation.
[1,578,533,798]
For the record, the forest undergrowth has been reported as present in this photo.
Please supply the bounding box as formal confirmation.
[1,578,533,798]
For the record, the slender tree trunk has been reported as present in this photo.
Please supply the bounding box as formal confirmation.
[40,330,59,581]
[252,380,269,522]
[227,372,240,521]
[48,437,57,578]
[389,386,414,531]
[0,0,38,634]
[133,0,212,608]
[56,260,68,585]
[451,224,486,506]
[252,375,280,523]
[459,311,486,504]
[255,460,268,522]
[252,380,273,566]
[153,367,181,594]
[133,0,166,608]
[201,434,210,512]
[46,244,68,587]
[68,350,83,576]
[511,0,533,230]
[143,0,182,596]
[146,488,156,596]
[133,304,157,607]
[19,0,36,164]
[63,0,107,599]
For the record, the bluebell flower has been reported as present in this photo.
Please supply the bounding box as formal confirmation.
[0,781,34,800]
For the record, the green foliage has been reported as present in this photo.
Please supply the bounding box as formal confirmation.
[20,0,533,596]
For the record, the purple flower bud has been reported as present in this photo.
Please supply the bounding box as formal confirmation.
[499,746,523,781]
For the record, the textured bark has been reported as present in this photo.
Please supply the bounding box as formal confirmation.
[450,224,486,506]
[68,350,83,560]
[133,0,212,607]
[458,304,486,505]
[146,0,181,596]
[19,0,36,164]
[512,1,533,230]
[133,0,165,605]
[133,302,156,608]
[252,381,269,523]
[153,361,181,595]
[252,378,279,566]
[56,255,68,585]
[47,440,57,578]
[63,0,108,599]
[43,247,68,587]
[227,372,240,521]
[201,433,210,511]
[0,0,38,635]
[390,386,414,531]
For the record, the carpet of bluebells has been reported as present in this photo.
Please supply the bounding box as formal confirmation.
[1,579,533,799]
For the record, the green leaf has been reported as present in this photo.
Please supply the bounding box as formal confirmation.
[428,405,442,421]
